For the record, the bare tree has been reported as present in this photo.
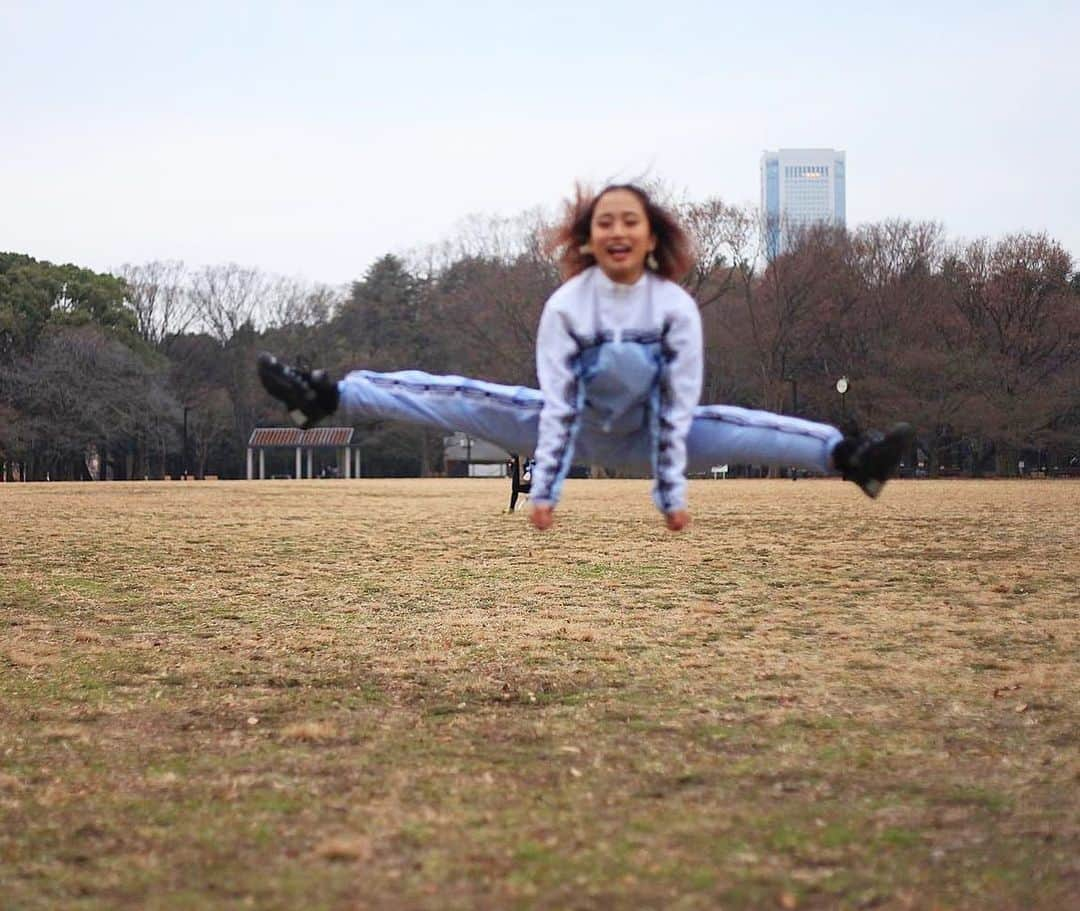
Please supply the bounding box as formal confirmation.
[947,233,1080,472]
[837,221,963,470]
[263,277,342,330]
[117,260,194,346]
[409,208,553,280]
[679,198,761,311]
[406,210,560,385]
[183,264,283,466]
[189,263,274,343]
[432,253,557,386]
[0,325,177,479]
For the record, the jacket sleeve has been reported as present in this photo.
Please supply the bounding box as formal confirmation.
[653,293,703,513]
[528,298,582,507]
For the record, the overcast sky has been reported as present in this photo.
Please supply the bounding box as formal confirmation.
[2,1,1076,286]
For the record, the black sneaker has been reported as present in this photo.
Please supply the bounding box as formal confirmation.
[832,423,915,498]
[257,353,340,429]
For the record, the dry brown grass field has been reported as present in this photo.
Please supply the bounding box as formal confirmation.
[1,478,1077,910]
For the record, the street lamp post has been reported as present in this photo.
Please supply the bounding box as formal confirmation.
[836,376,849,421]
[183,405,190,479]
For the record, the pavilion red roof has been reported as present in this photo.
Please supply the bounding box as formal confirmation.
[248,427,354,448]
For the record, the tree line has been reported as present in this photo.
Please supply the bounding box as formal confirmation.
[1,194,1078,482]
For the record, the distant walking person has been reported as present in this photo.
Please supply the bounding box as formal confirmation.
[259,183,912,531]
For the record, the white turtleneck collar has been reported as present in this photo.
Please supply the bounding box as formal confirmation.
[592,266,650,298]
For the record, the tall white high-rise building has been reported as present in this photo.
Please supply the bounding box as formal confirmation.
[760,148,846,257]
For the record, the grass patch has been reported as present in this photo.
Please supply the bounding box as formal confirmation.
[1,478,1077,909]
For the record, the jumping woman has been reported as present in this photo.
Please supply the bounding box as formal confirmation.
[258,183,912,531]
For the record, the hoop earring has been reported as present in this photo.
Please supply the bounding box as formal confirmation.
[579,243,592,256]
[646,252,659,270]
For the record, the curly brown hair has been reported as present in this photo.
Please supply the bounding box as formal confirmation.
[547,183,696,282]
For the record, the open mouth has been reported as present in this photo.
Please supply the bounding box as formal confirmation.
[606,243,632,260]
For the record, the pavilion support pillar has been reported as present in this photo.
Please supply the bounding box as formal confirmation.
[246,448,253,480]
[259,449,266,480]
[295,447,302,479]
[307,450,313,479]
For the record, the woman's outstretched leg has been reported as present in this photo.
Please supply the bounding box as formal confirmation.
[338,369,543,455]
[257,354,543,456]
[685,404,913,498]
[685,405,843,474]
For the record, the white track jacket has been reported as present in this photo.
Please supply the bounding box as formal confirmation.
[530,267,703,512]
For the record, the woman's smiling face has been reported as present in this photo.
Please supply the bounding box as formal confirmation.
[588,188,657,284]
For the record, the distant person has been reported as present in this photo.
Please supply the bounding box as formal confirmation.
[259,183,912,531]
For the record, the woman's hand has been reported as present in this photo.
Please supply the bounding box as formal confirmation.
[530,503,555,531]
[665,509,691,532]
